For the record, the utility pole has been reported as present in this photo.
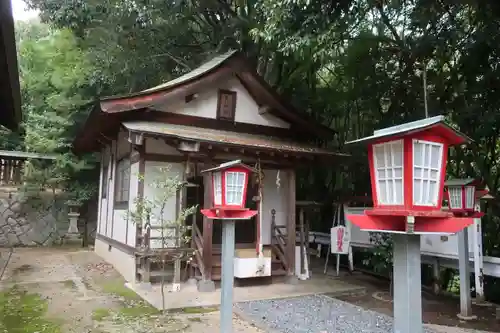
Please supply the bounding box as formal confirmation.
[422,62,429,118]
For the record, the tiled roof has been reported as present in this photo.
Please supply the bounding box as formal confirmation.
[138,51,237,94]
[123,121,345,156]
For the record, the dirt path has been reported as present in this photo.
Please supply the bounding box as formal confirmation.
[0,247,262,333]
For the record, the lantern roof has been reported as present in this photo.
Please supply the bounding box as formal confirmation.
[444,178,478,187]
[201,159,257,174]
[346,115,472,146]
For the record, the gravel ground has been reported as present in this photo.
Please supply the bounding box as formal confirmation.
[236,294,437,333]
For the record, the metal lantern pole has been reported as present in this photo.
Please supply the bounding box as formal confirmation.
[220,219,236,333]
[200,160,258,333]
[393,232,423,333]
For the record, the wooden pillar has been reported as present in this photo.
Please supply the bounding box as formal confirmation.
[299,207,305,275]
[286,169,296,277]
[136,145,146,249]
[202,172,213,281]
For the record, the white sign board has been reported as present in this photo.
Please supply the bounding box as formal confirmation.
[331,226,350,254]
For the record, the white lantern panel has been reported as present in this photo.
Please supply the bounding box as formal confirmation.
[373,140,404,205]
[213,171,222,205]
[225,171,246,205]
[465,186,475,209]
[448,187,462,209]
[412,140,443,206]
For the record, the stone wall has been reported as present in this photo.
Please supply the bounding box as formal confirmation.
[0,192,69,247]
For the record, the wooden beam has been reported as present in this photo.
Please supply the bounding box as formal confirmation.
[286,169,296,277]
[142,110,297,139]
[202,171,214,281]
[178,141,200,153]
[96,233,136,255]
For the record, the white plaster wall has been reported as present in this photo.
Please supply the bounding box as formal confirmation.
[97,145,111,235]
[145,137,182,155]
[105,141,117,238]
[155,77,291,129]
[97,150,104,234]
[98,146,111,235]
[261,169,289,244]
[127,162,139,247]
[112,210,127,244]
[106,134,133,245]
[95,238,136,282]
[144,161,184,248]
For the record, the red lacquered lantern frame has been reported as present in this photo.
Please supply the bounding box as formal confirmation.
[346,116,477,234]
[444,178,485,217]
[200,160,258,220]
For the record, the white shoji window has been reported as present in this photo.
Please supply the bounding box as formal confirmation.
[213,172,222,205]
[373,140,404,205]
[225,171,246,205]
[465,186,475,209]
[448,187,462,209]
[412,139,443,206]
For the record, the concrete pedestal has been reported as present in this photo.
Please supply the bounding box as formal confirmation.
[220,220,235,333]
[65,212,81,245]
[197,279,215,292]
[457,229,477,320]
[393,234,422,333]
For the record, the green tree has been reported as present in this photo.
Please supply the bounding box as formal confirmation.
[16,21,98,205]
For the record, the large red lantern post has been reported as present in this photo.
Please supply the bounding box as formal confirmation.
[346,116,475,333]
[200,160,257,333]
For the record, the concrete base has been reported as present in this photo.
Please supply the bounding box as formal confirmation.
[285,274,299,285]
[197,279,216,292]
[132,282,153,291]
[186,278,197,286]
[63,234,81,246]
[472,298,492,307]
[456,313,477,321]
[129,273,365,311]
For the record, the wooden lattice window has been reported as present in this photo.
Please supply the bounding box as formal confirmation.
[373,140,404,205]
[114,158,130,208]
[412,139,443,207]
[217,89,236,121]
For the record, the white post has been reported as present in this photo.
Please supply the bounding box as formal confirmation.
[472,203,485,303]
[393,233,423,333]
[432,258,441,295]
[457,228,476,320]
[220,219,236,333]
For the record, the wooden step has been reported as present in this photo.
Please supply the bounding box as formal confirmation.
[137,268,174,278]
[272,268,287,276]
[207,269,286,281]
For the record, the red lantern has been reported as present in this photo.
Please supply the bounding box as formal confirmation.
[200,160,258,220]
[444,178,485,217]
[346,116,477,234]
